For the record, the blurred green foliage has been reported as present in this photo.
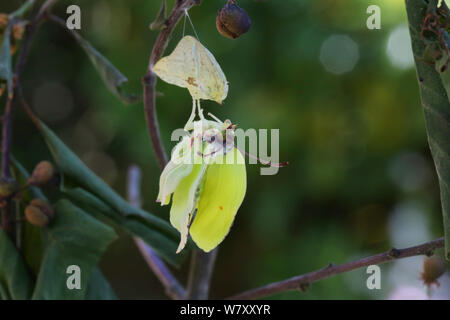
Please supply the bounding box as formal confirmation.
[0,0,447,299]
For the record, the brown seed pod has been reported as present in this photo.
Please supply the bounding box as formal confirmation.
[421,256,446,287]
[30,198,55,219]
[216,0,251,39]
[25,205,49,227]
[28,161,55,187]
[0,178,19,198]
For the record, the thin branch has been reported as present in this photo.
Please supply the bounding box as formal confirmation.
[2,97,13,180]
[142,0,217,300]
[47,13,216,299]
[1,0,57,238]
[228,237,445,300]
[126,165,186,300]
[15,0,58,82]
[142,0,201,169]
[1,94,14,237]
[134,238,186,299]
[186,248,218,299]
[2,1,58,176]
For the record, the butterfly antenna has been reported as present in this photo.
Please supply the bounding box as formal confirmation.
[184,9,200,40]
[208,112,223,123]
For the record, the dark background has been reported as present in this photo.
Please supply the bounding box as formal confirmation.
[1,0,448,299]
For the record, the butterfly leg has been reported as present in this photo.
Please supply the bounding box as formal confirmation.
[196,99,205,122]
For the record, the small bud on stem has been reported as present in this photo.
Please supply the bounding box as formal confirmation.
[25,205,49,227]
[25,199,55,227]
[30,198,55,219]
[27,161,55,187]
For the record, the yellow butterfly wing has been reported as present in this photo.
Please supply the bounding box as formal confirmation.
[170,162,207,253]
[189,148,246,252]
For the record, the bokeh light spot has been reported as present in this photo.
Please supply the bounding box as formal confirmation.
[388,201,430,248]
[33,82,74,123]
[386,24,414,69]
[388,152,430,193]
[319,34,359,75]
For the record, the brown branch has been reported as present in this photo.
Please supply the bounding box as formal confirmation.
[1,94,14,237]
[142,0,201,169]
[1,97,13,180]
[126,165,186,300]
[1,0,57,238]
[142,0,218,300]
[135,238,187,299]
[186,248,218,299]
[51,5,216,299]
[15,0,58,82]
[228,237,445,300]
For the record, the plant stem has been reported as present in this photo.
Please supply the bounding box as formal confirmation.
[228,237,444,300]
[126,165,186,300]
[1,97,13,180]
[1,95,14,238]
[143,0,217,300]
[143,0,201,169]
[2,0,58,178]
[186,249,218,299]
[15,0,57,81]
[135,238,186,299]
[0,0,58,239]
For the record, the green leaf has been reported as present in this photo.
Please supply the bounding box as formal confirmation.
[85,268,117,300]
[65,187,184,266]
[0,282,11,300]
[0,230,34,300]
[38,121,142,218]
[435,30,450,100]
[150,0,167,30]
[406,0,450,259]
[68,29,139,104]
[22,222,45,276]
[34,120,183,266]
[0,24,13,96]
[32,199,117,300]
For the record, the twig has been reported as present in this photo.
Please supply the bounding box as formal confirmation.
[15,0,58,82]
[142,0,202,169]
[126,165,186,300]
[1,0,56,237]
[45,16,215,298]
[228,237,445,300]
[143,0,217,300]
[186,248,218,299]
[1,97,14,180]
[1,94,14,237]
